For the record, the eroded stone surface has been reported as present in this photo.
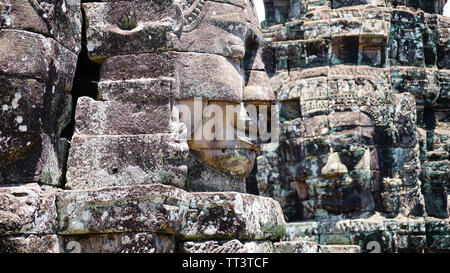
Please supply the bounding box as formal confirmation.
[59,232,175,253]
[0,184,57,235]
[320,245,361,253]
[72,0,275,193]
[274,241,322,253]
[0,234,59,253]
[65,134,189,190]
[0,3,81,186]
[283,214,450,252]
[56,184,286,241]
[258,0,450,225]
[0,0,82,54]
[178,239,274,253]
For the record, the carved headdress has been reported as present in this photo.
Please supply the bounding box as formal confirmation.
[299,65,392,126]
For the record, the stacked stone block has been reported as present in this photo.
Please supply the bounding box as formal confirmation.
[0,0,82,186]
[258,0,450,251]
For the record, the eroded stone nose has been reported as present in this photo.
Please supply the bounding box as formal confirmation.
[321,152,348,177]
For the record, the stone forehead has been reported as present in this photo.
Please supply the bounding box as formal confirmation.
[83,0,262,62]
[292,66,390,126]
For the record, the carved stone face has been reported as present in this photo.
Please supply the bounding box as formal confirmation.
[285,111,379,218]
[176,0,275,192]
[71,0,274,192]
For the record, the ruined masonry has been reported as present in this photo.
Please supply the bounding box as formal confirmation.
[0,0,449,253]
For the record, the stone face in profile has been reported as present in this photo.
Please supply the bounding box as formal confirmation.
[0,1,82,186]
[67,0,275,192]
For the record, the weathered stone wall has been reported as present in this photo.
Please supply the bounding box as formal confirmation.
[0,0,289,253]
[258,0,450,252]
[0,0,81,186]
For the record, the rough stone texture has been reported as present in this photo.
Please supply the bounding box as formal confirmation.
[283,214,450,252]
[320,245,361,253]
[59,232,175,253]
[1,0,450,254]
[0,0,82,54]
[74,97,175,135]
[0,234,59,253]
[65,134,189,190]
[56,184,286,241]
[178,239,275,253]
[0,183,57,235]
[274,241,322,253]
[0,1,81,186]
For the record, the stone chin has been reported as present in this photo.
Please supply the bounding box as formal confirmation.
[191,148,256,178]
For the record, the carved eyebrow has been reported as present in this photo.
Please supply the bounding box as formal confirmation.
[330,125,360,132]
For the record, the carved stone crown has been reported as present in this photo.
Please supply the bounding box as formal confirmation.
[299,66,391,126]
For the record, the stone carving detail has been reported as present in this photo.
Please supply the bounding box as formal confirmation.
[257,0,450,252]
[66,0,275,192]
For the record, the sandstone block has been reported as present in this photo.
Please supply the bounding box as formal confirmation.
[56,184,287,241]
[99,52,243,102]
[83,0,254,63]
[59,232,175,253]
[178,240,275,253]
[0,29,77,87]
[83,1,180,62]
[181,191,286,240]
[320,245,361,253]
[0,0,82,53]
[0,184,57,235]
[75,97,175,135]
[0,234,59,253]
[65,134,189,190]
[274,241,322,253]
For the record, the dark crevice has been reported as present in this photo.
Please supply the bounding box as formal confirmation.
[59,2,100,188]
[246,162,260,196]
[60,4,101,141]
